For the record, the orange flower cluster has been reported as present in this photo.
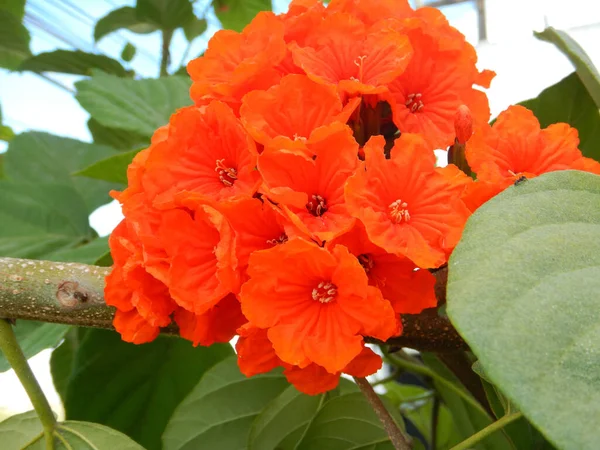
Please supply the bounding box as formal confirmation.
[105,0,600,395]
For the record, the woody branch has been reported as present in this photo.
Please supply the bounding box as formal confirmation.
[0,257,466,351]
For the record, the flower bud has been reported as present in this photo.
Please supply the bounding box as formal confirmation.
[454,105,473,145]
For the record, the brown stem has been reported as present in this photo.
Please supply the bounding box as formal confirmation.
[353,377,412,450]
[0,257,467,350]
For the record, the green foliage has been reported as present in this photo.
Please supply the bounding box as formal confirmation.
[136,0,195,30]
[62,329,233,450]
[76,72,192,138]
[94,6,158,42]
[214,0,272,32]
[50,328,79,405]
[0,0,25,19]
[19,50,130,77]
[46,237,110,265]
[535,27,600,109]
[447,170,600,450]
[520,72,600,162]
[0,411,145,449]
[0,9,31,70]
[87,118,148,151]
[183,17,208,41]
[0,321,69,373]
[121,42,137,62]
[0,104,14,142]
[76,149,141,185]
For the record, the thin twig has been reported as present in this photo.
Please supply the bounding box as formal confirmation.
[160,29,174,77]
[449,412,523,450]
[354,377,412,450]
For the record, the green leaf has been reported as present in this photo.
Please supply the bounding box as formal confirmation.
[0,103,14,142]
[0,181,94,258]
[75,148,141,185]
[135,0,194,30]
[163,356,289,450]
[64,329,233,450]
[0,9,31,70]
[0,0,26,19]
[520,72,600,162]
[215,0,271,32]
[19,50,129,77]
[121,42,136,62]
[0,321,70,373]
[76,72,192,138]
[183,17,207,41]
[94,6,157,42]
[50,328,79,405]
[295,392,404,450]
[384,383,460,449]
[94,251,113,267]
[447,170,600,450]
[535,27,600,109]
[0,411,42,449]
[46,237,109,265]
[248,386,326,450]
[3,132,121,214]
[87,118,148,151]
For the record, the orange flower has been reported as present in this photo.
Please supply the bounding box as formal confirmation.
[142,102,260,209]
[345,134,470,268]
[175,294,246,347]
[327,0,414,26]
[187,12,286,111]
[258,123,359,242]
[159,207,238,315]
[290,12,413,96]
[240,239,398,373]
[105,220,176,344]
[240,74,360,149]
[330,223,436,314]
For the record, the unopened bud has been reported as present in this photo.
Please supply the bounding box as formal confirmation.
[454,105,473,145]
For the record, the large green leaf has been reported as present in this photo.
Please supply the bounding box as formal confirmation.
[0,0,26,19]
[520,72,600,162]
[0,9,31,70]
[50,328,80,405]
[0,181,94,258]
[46,237,109,265]
[447,170,600,450]
[0,411,145,450]
[64,329,233,450]
[535,27,600,109]
[163,356,289,450]
[19,50,129,77]
[87,118,148,151]
[94,6,157,42]
[3,132,121,213]
[183,17,207,41]
[75,148,141,185]
[294,392,404,450]
[215,0,271,32]
[0,321,70,373]
[135,0,194,30]
[248,386,326,450]
[76,72,192,137]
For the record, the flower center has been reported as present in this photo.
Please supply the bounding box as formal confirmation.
[266,233,288,246]
[306,194,328,216]
[312,281,337,304]
[350,55,367,82]
[389,199,411,223]
[357,254,374,273]
[215,159,238,186]
[405,93,424,113]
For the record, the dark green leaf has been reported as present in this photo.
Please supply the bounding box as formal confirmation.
[520,72,600,162]
[64,329,233,450]
[50,328,80,405]
[0,103,14,142]
[4,132,121,213]
[135,0,194,30]
[0,9,31,70]
[248,386,326,450]
[215,0,271,32]
[535,27,600,109]
[163,356,288,450]
[0,321,70,373]
[94,6,157,42]
[46,237,109,265]
[183,17,207,41]
[94,251,113,267]
[295,392,405,450]
[76,72,192,137]
[75,148,141,185]
[0,181,94,258]
[87,118,148,151]
[19,50,129,77]
[120,42,136,62]
[447,170,600,450]
[0,0,26,19]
